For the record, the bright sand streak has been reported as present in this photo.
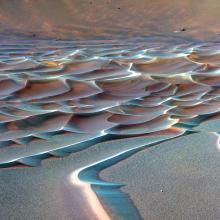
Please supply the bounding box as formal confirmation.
[70,169,111,220]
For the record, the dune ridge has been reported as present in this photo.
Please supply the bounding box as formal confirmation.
[1,37,220,219]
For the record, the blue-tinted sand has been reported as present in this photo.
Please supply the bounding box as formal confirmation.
[1,1,220,219]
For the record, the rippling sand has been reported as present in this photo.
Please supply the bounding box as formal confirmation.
[0,35,220,220]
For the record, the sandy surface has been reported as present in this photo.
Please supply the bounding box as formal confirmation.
[0,0,220,40]
[1,3,220,218]
[0,132,181,220]
[101,132,220,220]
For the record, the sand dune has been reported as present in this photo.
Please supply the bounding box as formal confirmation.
[1,37,220,219]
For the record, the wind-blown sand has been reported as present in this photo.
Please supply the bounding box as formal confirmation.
[1,1,220,219]
[101,132,220,220]
[0,38,220,219]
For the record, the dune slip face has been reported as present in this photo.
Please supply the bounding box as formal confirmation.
[1,36,220,220]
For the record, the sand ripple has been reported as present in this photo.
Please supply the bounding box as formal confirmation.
[1,38,220,219]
